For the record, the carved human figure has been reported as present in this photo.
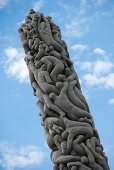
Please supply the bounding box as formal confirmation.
[56,80,88,111]
[44,117,65,150]
[72,141,86,157]
[35,44,45,60]
[32,37,40,50]
[81,142,104,170]
[35,41,49,60]
[25,51,34,64]
[32,13,38,31]
[86,139,109,170]
[49,46,62,60]
[44,117,65,133]
[52,29,62,46]
[37,100,59,120]
[47,16,62,42]
[40,55,64,83]
[31,81,65,118]
[27,9,36,20]
[43,127,57,150]
[50,82,91,120]
[56,155,80,164]
[28,61,59,94]
[61,117,93,154]
[38,14,67,56]
[67,161,92,170]
[18,28,30,54]
[74,85,90,113]
[57,66,81,91]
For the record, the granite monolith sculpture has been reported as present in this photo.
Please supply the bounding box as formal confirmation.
[18,9,110,170]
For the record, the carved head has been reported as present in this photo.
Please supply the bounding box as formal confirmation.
[29,9,36,14]
[35,60,43,69]
[41,64,47,71]
[49,46,54,51]
[18,28,23,33]
[49,93,56,100]
[81,156,88,164]
[32,81,37,89]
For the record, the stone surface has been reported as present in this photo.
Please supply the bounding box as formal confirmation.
[18,9,110,170]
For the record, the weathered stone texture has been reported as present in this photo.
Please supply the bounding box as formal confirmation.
[18,9,110,170]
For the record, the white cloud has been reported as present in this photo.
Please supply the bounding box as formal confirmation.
[4,47,29,83]
[83,73,103,86]
[108,98,114,104]
[0,0,8,9]
[93,60,113,75]
[105,73,114,88]
[0,141,46,170]
[33,0,44,11]
[71,44,88,51]
[5,47,20,61]
[79,60,113,74]
[80,59,114,89]
[80,61,92,70]
[83,73,114,88]
[93,47,105,55]
[64,17,90,37]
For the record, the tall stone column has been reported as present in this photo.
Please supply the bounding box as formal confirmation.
[18,9,110,170]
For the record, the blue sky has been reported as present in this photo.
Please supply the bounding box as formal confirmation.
[0,0,114,169]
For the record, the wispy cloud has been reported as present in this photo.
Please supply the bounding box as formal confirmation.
[78,0,91,15]
[4,47,29,83]
[58,0,90,16]
[71,44,88,51]
[50,12,60,18]
[58,0,108,38]
[0,0,8,9]
[93,0,106,6]
[49,12,63,22]
[58,0,71,10]
[95,5,114,18]
[79,0,87,15]
[108,98,114,104]
[93,47,105,55]
[0,34,9,40]
[0,141,46,170]
[104,144,114,156]
[33,0,45,11]
[64,17,90,38]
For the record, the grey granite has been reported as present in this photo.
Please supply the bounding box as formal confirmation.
[18,9,110,170]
